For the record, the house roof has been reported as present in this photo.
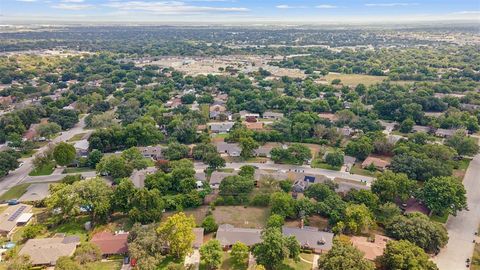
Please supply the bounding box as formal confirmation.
[209,122,235,132]
[254,169,290,181]
[193,228,204,248]
[282,226,333,252]
[215,142,241,155]
[210,171,237,187]
[350,234,391,260]
[216,224,261,246]
[138,146,164,157]
[90,231,129,255]
[361,157,390,169]
[130,167,157,188]
[74,139,89,151]
[263,111,284,118]
[19,235,80,265]
[0,204,33,234]
[412,125,430,133]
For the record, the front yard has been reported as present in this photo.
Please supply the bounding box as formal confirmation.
[28,162,55,176]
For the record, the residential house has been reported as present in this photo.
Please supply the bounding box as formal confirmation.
[0,204,33,238]
[282,226,334,254]
[245,122,263,131]
[386,134,404,144]
[254,169,290,182]
[90,231,129,257]
[412,125,430,133]
[130,167,157,188]
[138,146,164,160]
[343,156,357,172]
[209,171,237,189]
[460,103,480,112]
[74,139,89,157]
[23,123,40,141]
[292,174,332,193]
[19,234,80,266]
[435,128,467,138]
[215,142,241,157]
[361,157,390,171]
[239,110,259,119]
[192,228,204,249]
[216,224,262,249]
[209,122,235,133]
[262,111,284,120]
[350,235,391,261]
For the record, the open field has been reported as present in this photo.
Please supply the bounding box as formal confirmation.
[212,206,269,229]
[0,183,30,201]
[324,73,414,86]
[28,162,55,176]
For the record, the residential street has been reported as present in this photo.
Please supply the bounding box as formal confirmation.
[434,150,480,269]
[0,116,89,196]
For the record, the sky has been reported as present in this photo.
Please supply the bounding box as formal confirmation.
[1,0,479,24]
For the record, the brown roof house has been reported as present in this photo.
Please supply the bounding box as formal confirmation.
[91,231,129,256]
[350,234,391,261]
[216,224,262,248]
[361,156,390,171]
[0,204,33,238]
[19,234,80,266]
[282,226,334,254]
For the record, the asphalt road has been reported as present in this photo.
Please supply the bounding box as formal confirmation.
[0,116,89,196]
[434,151,480,269]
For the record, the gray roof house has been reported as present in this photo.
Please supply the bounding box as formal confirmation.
[263,111,284,120]
[215,142,241,157]
[216,224,262,247]
[19,234,80,266]
[138,146,164,160]
[0,204,33,237]
[435,128,467,138]
[209,171,237,189]
[254,169,290,182]
[282,226,334,254]
[412,125,430,133]
[239,110,260,119]
[209,122,235,133]
[130,167,157,188]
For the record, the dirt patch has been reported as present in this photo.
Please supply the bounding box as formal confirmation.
[212,206,269,229]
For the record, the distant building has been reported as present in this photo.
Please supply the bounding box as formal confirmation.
[412,125,430,133]
[282,226,334,254]
[435,128,467,138]
[216,224,262,249]
[361,157,390,171]
[19,234,80,266]
[138,146,164,160]
[0,204,33,238]
[262,111,284,120]
[209,122,235,133]
[192,228,204,249]
[215,142,241,157]
[239,110,259,119]
[74,139,89,157]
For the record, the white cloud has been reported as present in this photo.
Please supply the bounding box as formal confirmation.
[104,1,249,14]
[365,3,418,7]
[315,4,337,9]
[276,4,306,9]
[51,3,93,10]
[61,0,85,3]
[452,11,480,15]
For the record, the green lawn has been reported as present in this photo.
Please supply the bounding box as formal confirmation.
[62,167,95,174]
[85,260,123,270]
[279,253,315,270]
[349,164,377,177]
[29,162,55,176]
[49,216,90,242]
[199,252,235,270]
[311,159,341,171]
[430,213,449,224]
[0,183,31,201]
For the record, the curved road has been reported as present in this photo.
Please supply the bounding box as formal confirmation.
[0,116,89,196]
[434,147,480,269]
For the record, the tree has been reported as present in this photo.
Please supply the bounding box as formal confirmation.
[74,242,101,264]
[266,214,285,229]
[253,227,300,270]
[206,153,225,170]
[317,236,374,270]
[421,176,467,216]
[305,183,336,202]
[371,171,416,203]
[287,143,312,164]
[129,188,164,224]
[325,152,344,168]
[344,190,379,212]
[345,136,373,160]
[239,165,256,178]
[112,178,136,213]
[231,242,249,269]
[200,240,223,270]
[96,155,133,179]
[37,122,61,138]
[343,204,374,235]
[239,137,259,159]
[380,240,439,270]
[53,142,76,166]
[399,118,414,133]
[55,256,81,270]
[219,175,254,204]
[7,255,32,270]
[163,143,190,160]
[121,147,149,170]
[445,130,479,156]
[0,149,20,177]
[385,213,448,253]
[128,223,164,270]
[49,109,79,130]
[22,224,46,239]
[202,215,218,233]
[376,202,402,226]
[87,149,103,168]
[270,192,296,219]
[157,212,196,259]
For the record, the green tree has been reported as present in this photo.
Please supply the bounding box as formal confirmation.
[87,149,103,168]
[121,147,149,170]
[325,152,344,168]
[270,192,296,219]
[22,224,46,239]
[7,255,32,270]
[37,122,61,138]
[129,188,164,224]
[200,239,223,270]
[53,142,76,166]
[445,130,479,156]
[239,165,256,178]
[380,240,439,270]
[345,136,373,160]
[112,178,136,213]
[96,155,133,179]
[202,215,218,233]
[253,227,300,270]
[239,137,259,159]
[74,242,101,264]
[318,236,374,270]
[231,242,249,270]
[399,118,414,133]
[266,214,285,229]
[305,183,336,201]
[127,223,164,270]
[163,143,190,160]
[371,171,416,203]
[157,212,196,259]
[343,204,374,235]
[421,176,467,216]
[55,256,81,270]
[376,202,402,226]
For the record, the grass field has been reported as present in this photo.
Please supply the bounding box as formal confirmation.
[67,133,87,142]
[212,206,269,229]
[49,216,90,242]
[62,167,95,174]
[430,213,449,224]
[85,260,123,270]
[311,159,341,171]
[324,73,414,87]
[453,158,472,181]
[279,253,315,270]
[0,183,30,201]
[349,164,377,177]
[29,162,55,176]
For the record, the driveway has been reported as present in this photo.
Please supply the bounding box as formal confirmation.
[433,151,480,269]
[0,116,89,196]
